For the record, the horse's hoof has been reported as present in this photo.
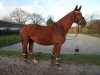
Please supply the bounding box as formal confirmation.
[58,67,62,70]
[33,59,38,64]
[50,63,54,66]
[50,60,54,66]
[24,59,28,63]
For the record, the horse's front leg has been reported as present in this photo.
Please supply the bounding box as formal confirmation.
[50,48,55,65]
[54,44,62,69]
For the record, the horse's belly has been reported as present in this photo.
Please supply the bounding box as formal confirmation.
[35,41,53,45]
[32,35,53,45]
[34,39,53,45]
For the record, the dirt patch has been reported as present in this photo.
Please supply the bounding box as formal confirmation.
[0,56,100,75]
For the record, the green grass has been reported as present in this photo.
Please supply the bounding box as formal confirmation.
[61,54,100,65]
[0,34,21,47]
[0,50,100,66]
[0,50,22,57]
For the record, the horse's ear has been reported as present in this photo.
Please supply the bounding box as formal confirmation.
[78,6,82,11]
[74,5,78,11]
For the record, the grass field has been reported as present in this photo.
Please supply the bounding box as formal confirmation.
[0,50,100,66]
[0,34,21,47]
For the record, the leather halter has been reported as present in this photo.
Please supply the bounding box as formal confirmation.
[66,11,82,40]
[74,11,84,24]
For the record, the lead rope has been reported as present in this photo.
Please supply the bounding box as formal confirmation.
[66,25,80,40]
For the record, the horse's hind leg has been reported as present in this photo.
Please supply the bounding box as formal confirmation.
[22,40,28,63]
[29,39,37,64]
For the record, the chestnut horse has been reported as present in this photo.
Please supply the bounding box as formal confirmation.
[20,5,86,69]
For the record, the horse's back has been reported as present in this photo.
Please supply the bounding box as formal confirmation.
[20,24,53,44]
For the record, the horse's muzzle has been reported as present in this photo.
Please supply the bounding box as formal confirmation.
[78,17,86,28]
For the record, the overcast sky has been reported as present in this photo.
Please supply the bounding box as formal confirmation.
[0,0,100,22]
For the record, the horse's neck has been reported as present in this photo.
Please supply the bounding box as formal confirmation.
[57,11,74,35]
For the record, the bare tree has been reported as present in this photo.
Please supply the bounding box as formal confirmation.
[87,13,97,33]
[29,13,44,24]
[10,8,28,24]
[1,16,12,22]
[89,13,97,25]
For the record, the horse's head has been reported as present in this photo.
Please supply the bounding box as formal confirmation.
[73,5,86,28]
